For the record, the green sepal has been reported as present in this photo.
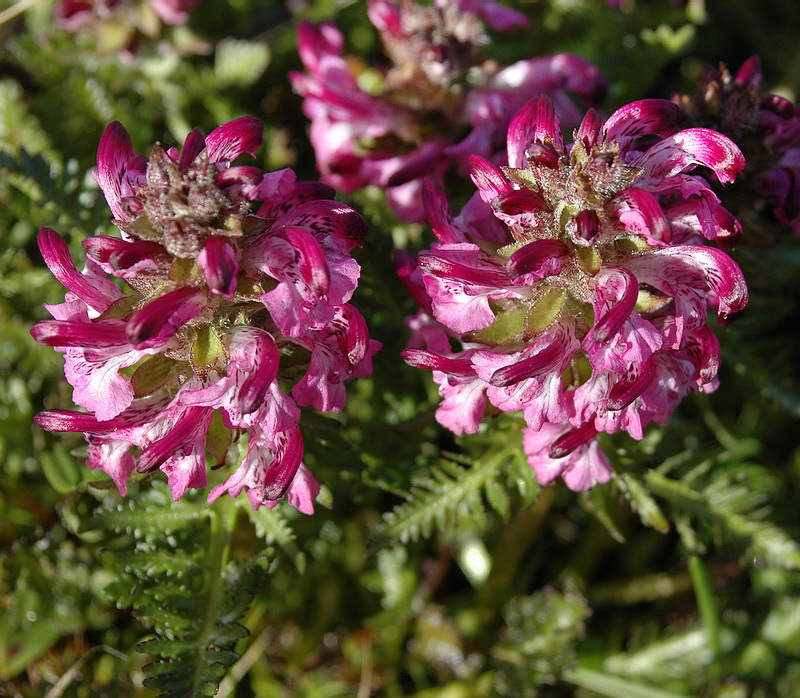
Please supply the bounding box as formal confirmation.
[206,410,233,466]
[116,216,160,241]
[636,286,672,314]
[494,241,525,260]
[191,324,227,375]
[575,245,601,275]
[170,257,199,283]
[131,354,178,398]
[615,235,651,254]
[465,306,527,345]
[502,166,540,191]
[97,293,142,321]
[525,287,566,337]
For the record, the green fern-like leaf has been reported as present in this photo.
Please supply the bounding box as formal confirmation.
[645,467,800,569]
[81,483,272,696]
[380,446,528,543]
[244,499,306,572]
[492,582,589,694]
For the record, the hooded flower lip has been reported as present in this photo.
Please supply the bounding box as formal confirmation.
[404,95,748,490]
[32,118,379,512]
[291,0,607,221]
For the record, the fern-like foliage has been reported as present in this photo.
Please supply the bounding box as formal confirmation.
[379,427,540,543]
[79,483,271,697]
[492,582,589,696]
[644,464,800,569]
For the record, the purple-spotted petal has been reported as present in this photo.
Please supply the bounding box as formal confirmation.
[281,226,330,295]
[272,200,368,250]
[506,238,567,279]
[136,406,211,473]
[197,236,238,298]
[38,228,122,312]
[126,286,205,349]
[236,330,281,415]
[95,121,140,221]
[602,99,681,144]
[608,187,671,245]
[205,116,263,165]
[657,245,748,319]
[607,359,656,410]
[263,426,305,501]
[469,155,513,203]
[636,128,746,185]
[591,265,639,343]
[418,252,511,287]
[31,319,128,347]
[488,336,565,388]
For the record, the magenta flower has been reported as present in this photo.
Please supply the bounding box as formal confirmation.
[290,0,606,222]
[674,56,800,235]
[402,96,747,490]
[56,0,197,27]
[31,118,379,512]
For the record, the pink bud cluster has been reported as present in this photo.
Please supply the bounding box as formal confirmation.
[674,56,800,236]
[56,0,197,29]
[402,96,748,490]
[290,0,606,222]
[31,117,379,512]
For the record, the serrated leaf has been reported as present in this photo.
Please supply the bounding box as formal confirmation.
[646,470,800,569]
[581,485,626,544]
[379,452,510,543]
[485,480,511,520]
[244,502,304,572]
[81,502,208,535]
[618,473,670,534]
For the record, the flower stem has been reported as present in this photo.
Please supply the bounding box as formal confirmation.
[189,495,239,693]
[688,553,723,660]
[476,486,555,626]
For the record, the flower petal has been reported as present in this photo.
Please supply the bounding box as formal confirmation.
[205,116,263,164]
[126,287,205,349]
[197,236,239,298]
[38,228,122,312]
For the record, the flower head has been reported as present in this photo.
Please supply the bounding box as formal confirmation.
[674,56,800,235]
[291,0,606,221]
[55,0,199,56]
[32,118,379,511]
[403,96,747,490]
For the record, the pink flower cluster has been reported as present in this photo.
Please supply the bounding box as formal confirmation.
[31,117,378,512]
[291,0,606,222]
[674,56,800,235]
[402,96,748,490]
[56,0,197,28]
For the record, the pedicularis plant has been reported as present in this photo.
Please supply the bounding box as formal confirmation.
[4,1,800,696]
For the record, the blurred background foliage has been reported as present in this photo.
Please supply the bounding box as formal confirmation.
[2,0,800,696]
